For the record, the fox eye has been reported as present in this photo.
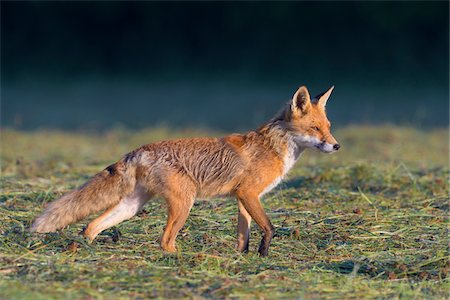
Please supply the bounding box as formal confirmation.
[312,126,320,131]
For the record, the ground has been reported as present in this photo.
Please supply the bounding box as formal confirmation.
[0,126,448,299]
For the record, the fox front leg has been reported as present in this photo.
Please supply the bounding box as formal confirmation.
[236,193,275,256]
[237,200,252,252]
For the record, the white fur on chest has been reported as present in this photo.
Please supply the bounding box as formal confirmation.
[259,140,303,198]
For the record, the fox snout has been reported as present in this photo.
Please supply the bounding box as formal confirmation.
[316,142,341,153]
[315,140,340,153]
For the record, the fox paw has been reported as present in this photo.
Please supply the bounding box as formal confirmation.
[161,244,177,253]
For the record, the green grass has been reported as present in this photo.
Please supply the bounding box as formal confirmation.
[1,125,448,299]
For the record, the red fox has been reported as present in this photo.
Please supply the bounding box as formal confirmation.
[31,85,339,256]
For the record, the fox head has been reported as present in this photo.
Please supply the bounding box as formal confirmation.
[283,85,340,153]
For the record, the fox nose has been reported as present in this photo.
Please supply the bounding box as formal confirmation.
[333,144,340,151]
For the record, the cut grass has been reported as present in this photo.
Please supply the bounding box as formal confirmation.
[0,126,449,299]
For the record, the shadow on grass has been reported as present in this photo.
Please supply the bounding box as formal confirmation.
[281,177,308,190]
[317,260,382,277]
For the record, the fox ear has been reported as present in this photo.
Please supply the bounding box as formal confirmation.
[314,86,334,108]
[291,86,311,114]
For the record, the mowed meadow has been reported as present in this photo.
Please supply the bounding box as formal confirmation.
[0,126,448,299]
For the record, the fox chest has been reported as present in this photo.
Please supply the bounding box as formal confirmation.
[258,144,303,198]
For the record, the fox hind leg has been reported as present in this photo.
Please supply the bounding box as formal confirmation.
[83,184,150,241]
[160,194,195,253]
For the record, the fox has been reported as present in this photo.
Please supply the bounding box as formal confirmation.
[31,85,340,256]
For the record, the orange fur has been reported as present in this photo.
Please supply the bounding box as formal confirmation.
[31,85,340,256]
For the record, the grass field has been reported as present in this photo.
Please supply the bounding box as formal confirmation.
[0,126,448,299]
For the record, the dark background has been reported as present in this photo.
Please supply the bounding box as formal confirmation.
[1,1,448,131]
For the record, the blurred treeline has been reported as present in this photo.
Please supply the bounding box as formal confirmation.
[1,1,449,131]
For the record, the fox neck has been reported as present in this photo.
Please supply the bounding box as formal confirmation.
[257,121,305,176]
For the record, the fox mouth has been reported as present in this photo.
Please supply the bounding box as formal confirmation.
[315,143,337,154]
[293,134,339,153]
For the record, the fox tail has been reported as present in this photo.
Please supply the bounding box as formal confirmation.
[30,160,136,233]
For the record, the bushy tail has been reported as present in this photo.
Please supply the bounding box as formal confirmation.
[31,160,136,233]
